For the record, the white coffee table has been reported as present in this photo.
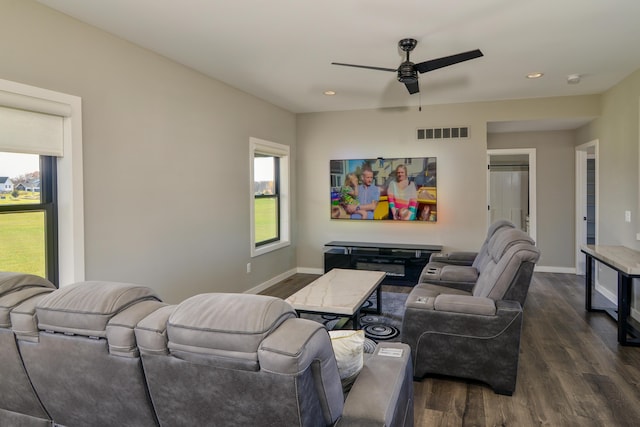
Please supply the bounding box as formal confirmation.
[285,268,386,329]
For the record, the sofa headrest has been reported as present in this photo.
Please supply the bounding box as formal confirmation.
[0,272,56,297]
[167,293,296,370]
[36,281,161,337]
[486,220,516,239]
[474,242,541,300]
[488,228,535,262]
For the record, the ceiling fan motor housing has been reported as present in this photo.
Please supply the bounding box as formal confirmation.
[398,62,417,83]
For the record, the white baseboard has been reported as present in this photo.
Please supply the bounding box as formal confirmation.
[244,268,297,294]
[297,267,324,275]
[594,282,617,304]
[594,282,640,322]
[535,266,576,274]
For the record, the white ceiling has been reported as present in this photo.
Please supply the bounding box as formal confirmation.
[38,0,640,121]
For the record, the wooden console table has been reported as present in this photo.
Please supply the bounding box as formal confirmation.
[324,241,442,286]
[581,244,640,346]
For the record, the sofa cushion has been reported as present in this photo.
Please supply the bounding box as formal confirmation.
[167,293,296,370]
[36,281,160,337]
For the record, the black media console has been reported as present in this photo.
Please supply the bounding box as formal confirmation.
[324,241,442,286]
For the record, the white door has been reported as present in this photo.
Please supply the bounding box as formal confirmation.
[489,169,528,229]
[487,149,536,242]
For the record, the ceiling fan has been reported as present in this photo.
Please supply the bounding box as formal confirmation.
[332,38,483,94]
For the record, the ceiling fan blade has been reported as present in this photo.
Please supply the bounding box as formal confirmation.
[405,80,419,94]
[415,49,483,74]
[331,62,397,72]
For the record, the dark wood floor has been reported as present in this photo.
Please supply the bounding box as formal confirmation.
[261,272,640,426]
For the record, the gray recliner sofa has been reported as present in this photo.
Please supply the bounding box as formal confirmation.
[2,274,414,426]
[0,272,56,426]
[401,228,540,395]
[135,293,414,427]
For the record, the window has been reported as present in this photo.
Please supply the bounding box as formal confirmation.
[0,152,57,280]
[254,154,279,245]
[250,137,290,257]
[0,78,84,286]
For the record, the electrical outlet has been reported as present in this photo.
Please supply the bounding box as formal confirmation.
[625,210,631,223]
[246,263,251,273]
[636,233,640,241]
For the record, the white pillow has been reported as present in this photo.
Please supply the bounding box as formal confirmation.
[328,329,364,392]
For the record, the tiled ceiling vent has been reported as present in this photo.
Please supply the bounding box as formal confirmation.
[417,126,469,140]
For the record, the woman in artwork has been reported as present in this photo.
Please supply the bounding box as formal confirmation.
[387,164,417,220]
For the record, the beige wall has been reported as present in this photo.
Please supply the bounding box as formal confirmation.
[577,69,640,248]
[0,1,297,303]
[296,97,599,271]
[488,131,577,268]
[576,69,640,312]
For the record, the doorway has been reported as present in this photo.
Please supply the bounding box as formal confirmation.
[487,149,537,242]
[575,140,598,275]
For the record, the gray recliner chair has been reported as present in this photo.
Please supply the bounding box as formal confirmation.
[401,228,540,395]
[418,220,516,292]
[135,293,414,427]
[0,272,56,427]
[12,281,167,426]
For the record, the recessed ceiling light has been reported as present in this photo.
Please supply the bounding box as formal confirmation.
[526,72,544,79]
[323,90,336,96]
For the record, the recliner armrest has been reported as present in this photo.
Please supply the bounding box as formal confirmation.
[429,251,477,266]
[259,318,345,425]
[134,305,176,356]
[423,265,478,283]
[338,342,413,427]
[434,294,496,316]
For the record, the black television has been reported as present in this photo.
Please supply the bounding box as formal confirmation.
[330,157,437,222]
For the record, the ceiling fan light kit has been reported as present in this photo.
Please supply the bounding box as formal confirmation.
[332,38,483,95]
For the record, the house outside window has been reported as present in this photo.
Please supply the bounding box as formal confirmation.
[250,137,290,257]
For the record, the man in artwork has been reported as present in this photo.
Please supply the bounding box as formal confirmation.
[346,168,380,220]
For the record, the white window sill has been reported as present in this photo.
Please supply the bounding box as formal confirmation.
[251,239,290,257]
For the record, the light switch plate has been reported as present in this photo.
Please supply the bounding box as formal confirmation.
[625,211,631,222]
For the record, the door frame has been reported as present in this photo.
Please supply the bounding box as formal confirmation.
[575,139,599,275]
[487,148,537,243]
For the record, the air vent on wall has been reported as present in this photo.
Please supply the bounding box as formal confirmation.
[417,126,469,140]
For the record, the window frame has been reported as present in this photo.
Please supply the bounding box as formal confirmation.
[0,78,84,286]
[250,137,290,257]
